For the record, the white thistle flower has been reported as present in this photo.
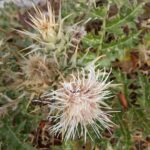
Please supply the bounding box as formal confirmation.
[46,65,115,141]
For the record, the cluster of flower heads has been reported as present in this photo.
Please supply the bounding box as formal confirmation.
[44,65,115,141]
[16,2,115,142]
[20,2,86,89]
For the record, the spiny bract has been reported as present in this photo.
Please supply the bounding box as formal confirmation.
[19,2,64,50]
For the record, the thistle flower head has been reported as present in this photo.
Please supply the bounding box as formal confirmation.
[20,2,64,49]
[22,53,54,86]
[46,65,115,141]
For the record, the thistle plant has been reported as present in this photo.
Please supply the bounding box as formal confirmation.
[1,0,149,149]
[44,65,115,141]
[19,2,65,52]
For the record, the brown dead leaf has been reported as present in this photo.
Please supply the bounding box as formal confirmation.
[117,92,128,110]
[113,51,140,73]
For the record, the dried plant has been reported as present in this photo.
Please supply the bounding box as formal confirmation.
[44,65,115,141]
[19,2,65,51]
[22,53,56,88]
